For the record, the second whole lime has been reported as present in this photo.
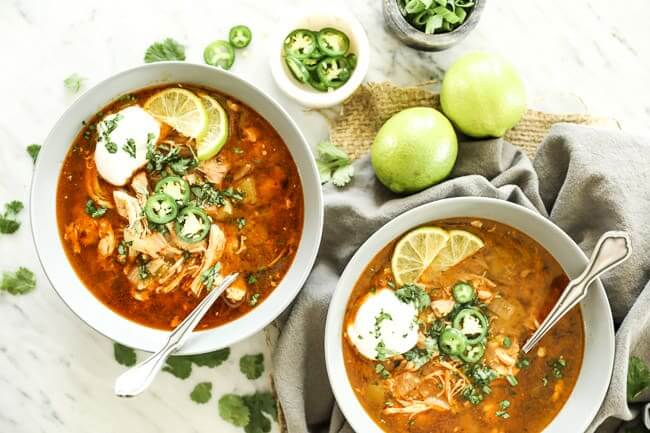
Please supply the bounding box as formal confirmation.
[371,107,458,194]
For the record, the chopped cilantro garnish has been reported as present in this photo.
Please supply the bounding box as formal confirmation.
[113,343,137,366]
[190,382,212,404]
[373,309,393,338]
[502,336,512,348]
[496,399,511,418]
[395,283,431,311]
[122,138,137,158]
[249,293,260,306]
[549,356,567,378]
[375,363,390,379]
[506,374,518,386]
[85,199,107,218]
[237,217,247,230]
[0,267,36,295]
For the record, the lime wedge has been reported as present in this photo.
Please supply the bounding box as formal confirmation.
[143,88,208,139]
[391,227,450,285]
[196,94,229,161]
[429,229,485,272]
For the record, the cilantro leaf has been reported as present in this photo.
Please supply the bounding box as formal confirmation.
[628,356,650,401]
[315,141,354,187]
[64,73,85,93]
[219,394,251,427]
[27,144,41,163]
[85,200,107,218]
[0,200,24,234]
[163,356,192,379]
[331,164,354,187]
[113,343,137,366]
[188,348,230,367]
[6,201,23,214]
[163,348,230,379]
[144,38,186,63]
[240,353,264,379]
[395,283,431,311]
[243,392,277,433]
[0,267,36,295]
[190,382,212,404]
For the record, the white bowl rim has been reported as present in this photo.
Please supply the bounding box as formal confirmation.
[268,5,370,109]
[31,62,324,354]
[324,197,614,433]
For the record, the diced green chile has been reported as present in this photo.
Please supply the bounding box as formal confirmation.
[453,308,489,344]
[460,343,486,363]
[155,176,190,206]
[229,25,252,48]
[144,193,178,224]
[285,56,311,84]
[316,28,350,57]
[438,327,467,356]
[283,29,318,59]
[452,281,476,304]
[316,57,352,89]
[175,206,211,243]
[204,40,235,70]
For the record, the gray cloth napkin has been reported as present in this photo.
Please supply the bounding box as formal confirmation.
[272,123,650,433]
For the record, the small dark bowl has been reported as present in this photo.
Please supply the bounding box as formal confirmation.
[383,0,486,51]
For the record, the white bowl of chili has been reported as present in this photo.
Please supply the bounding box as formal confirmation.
[269,6,370,108]
[31,62,324,355]
[325,197,615,433]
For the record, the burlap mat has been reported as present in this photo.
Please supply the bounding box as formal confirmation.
[327,82,617,160]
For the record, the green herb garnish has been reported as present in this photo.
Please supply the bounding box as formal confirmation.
[64,73,85,93]
[395,283,431,311]
[162,348,230,379]
[122,138,137,158]
[85,199,107,218]
[219,394,251,427]
[190,382,212,404]
[219,392,277,432]
[496,399,511,419]
[144,38,186,63]
[113,343,137,366]
[315,141,354,187]
[397,0,474,34]
[237,217,247,230]
[0,200,24,234]
[27,144,41,163]
[0,267,36,295]
[240,353,264,380]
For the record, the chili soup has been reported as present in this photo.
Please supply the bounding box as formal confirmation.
[342,218,583,433]
[56,84,304,330]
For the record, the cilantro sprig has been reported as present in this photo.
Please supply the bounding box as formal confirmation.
[0,200,24,234]
[26,144,41,163]
[219,392,278,433]
[162,348,231,379]
[64,73,85,93]
[239,353,264,380]
[628,356,650,401]
[315,141,354,187]
[0,267,36,295]
[190,382,212,404]
[144,38,186,63]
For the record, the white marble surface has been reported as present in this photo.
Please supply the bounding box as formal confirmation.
[1,0,649,432]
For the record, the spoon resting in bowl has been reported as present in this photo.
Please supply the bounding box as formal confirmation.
[114,272,239,397]
[522,231,631,353]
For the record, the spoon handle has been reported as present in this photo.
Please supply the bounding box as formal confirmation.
[522,232,630,354]
[114,272,239,397]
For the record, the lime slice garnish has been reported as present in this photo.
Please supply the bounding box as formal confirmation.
[196,94,229,161]
[143,88,208,138]
[429,229,485,272]
[391,226,450,285]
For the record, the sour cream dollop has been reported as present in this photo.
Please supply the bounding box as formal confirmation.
[347,288,419,360]
[94,106,160,186]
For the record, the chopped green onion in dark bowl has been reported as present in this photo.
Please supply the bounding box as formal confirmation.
[383,0,486,51]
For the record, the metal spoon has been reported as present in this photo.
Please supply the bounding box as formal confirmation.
[114,272,239,397]
[522,231,631,354]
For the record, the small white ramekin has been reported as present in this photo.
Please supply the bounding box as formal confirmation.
[269,6,370,109]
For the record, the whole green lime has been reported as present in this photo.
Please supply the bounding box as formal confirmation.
[371,107,458,194]
[440,52,526,138]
